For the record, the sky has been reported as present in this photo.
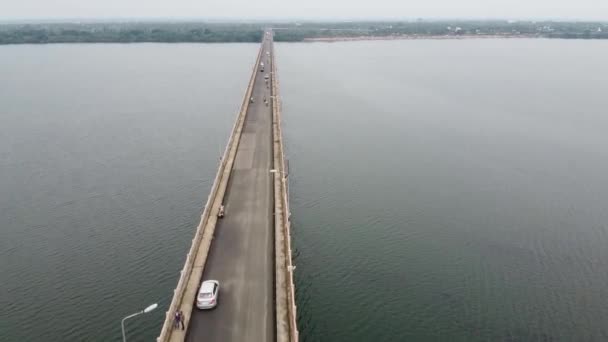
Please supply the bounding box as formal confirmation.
[1,0,607,21]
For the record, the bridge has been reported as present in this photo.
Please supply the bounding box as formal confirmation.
[157,32,298,342]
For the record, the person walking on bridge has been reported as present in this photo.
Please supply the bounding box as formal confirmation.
[178,310,185,330]
[174,311,181,330]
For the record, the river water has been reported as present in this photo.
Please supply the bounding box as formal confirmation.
[1,39,608,341]
[277,39,608,341]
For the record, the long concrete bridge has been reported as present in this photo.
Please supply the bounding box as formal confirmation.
[157,32,298,342]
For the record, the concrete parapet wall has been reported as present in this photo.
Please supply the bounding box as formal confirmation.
[270,37,299,342]
[157,43,264,342]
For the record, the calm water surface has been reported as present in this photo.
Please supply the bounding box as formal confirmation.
[0,43,257,341]
[277,39,608,341]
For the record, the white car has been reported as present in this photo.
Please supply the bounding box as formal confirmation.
[197,280,220,309]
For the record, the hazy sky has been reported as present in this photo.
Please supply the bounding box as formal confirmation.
[1,0,607,21]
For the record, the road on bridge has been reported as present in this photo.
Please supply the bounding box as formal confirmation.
[186,36,275,342]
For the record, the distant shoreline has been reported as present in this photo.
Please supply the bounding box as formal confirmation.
[2,21,606,45]
[303,34,542,42]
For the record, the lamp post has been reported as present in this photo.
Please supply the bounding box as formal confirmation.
[121,303,158,342]
[269,169,284,175]
[269,168,288,182]
[270,168,290,215]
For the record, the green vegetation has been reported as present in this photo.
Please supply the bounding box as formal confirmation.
[0,22,263,44]
[1,20,607,45]
[272,20,608,41]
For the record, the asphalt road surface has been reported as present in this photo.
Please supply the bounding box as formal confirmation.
[186,37,275,342]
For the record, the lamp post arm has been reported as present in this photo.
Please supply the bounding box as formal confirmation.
[121,311,143,342]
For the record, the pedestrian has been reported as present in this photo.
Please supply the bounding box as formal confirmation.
[174,311,181,329]
[179,310,185,330]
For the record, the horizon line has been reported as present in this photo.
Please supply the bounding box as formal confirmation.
[1,16,608,24]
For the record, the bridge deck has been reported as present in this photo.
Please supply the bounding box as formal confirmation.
[185,38,275,342]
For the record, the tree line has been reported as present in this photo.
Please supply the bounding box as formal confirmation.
[273,20,608,41]
[0,23,264,44]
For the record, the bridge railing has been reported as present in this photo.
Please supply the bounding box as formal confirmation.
[271,38,299,342]
[157,42,264,342]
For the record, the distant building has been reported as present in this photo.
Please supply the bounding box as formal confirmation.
[540,25,554,33]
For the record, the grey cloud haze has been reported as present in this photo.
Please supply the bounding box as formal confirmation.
[1,0,607,20]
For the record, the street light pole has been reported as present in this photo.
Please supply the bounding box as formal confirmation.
[270,168,290,216]
[269,169,287,177]
[121,303,158,342]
